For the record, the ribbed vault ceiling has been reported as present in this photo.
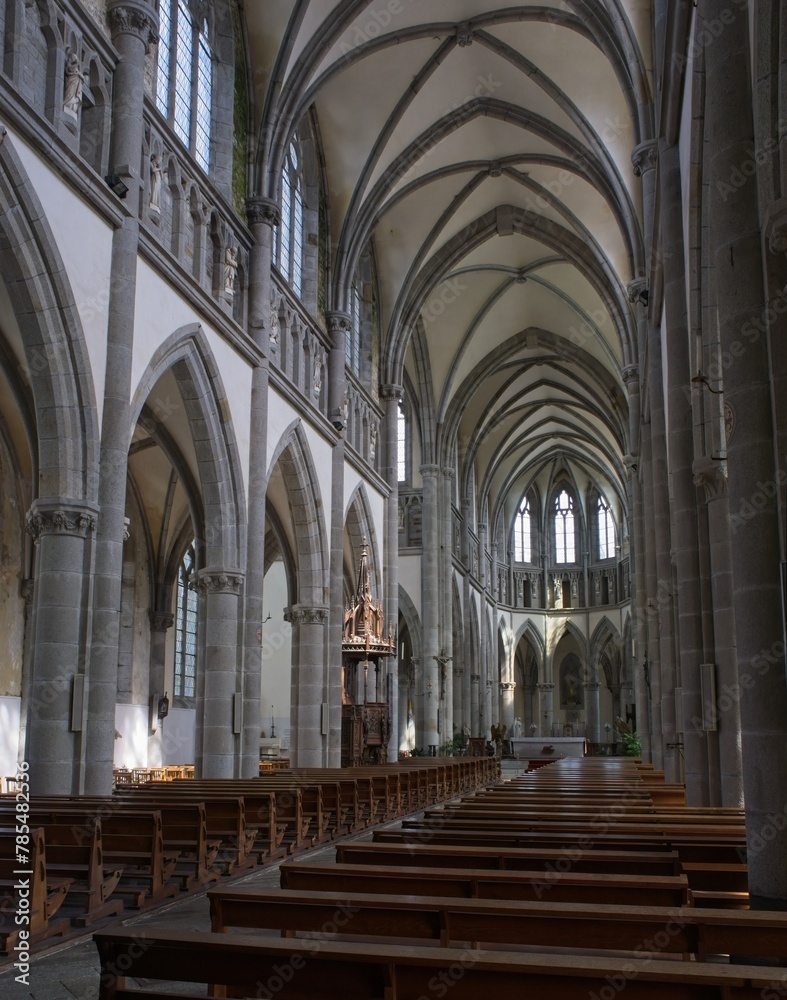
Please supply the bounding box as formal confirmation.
[246,0,652,532]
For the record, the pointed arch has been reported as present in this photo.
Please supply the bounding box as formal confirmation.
[514,619,545,684]
[0,132,99,501]
[266,420,327,606]
[131,323,247,571]
[547,619,589,681]
[344,481,382,604]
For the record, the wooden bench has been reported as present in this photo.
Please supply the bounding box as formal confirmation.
[336,841,684,875]
[279,860,691,906]
[208,885,787,963]
[10,806,180,908]
[0,827,72,953]
[92,926,777,1000]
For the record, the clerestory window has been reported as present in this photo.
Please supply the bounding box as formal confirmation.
[276,140,305,295]
[514,497,532,562]
[554,489,576,564]
[174,542,198,699]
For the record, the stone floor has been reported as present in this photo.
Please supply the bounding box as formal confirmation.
[1,762,525,999]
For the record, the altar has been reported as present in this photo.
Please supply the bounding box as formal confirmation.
[509,735,587,759]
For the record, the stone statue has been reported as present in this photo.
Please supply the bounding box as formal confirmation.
[63,51,85,119]
[369,424,377,461]
[224,245,238,294]
[313,357,323,397]
[149,152,163,213]
[512,716,523,737]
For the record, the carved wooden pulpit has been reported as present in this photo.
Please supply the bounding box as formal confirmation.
[341,541,395,767]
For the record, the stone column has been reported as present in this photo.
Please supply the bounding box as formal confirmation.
[327,312,350,766]
[440,467,455,742]
[703,0,787,903]
[241,197,279,777]
[381,384,403,760]
[499,681,515,734]
[460,497,473,732]
[659,140,711,801]
[538,682,554,737]
[284,604,328,766]
[584,681,601,744]
[420,463,441,750]
[24,502,98,794]
[694,461,743,806]
[197,569,243,777]
[83,0,158,795]
[470,672,481,737]
[610,683,623,727]
[147,610,174,768]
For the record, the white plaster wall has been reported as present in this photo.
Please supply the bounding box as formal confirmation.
[132,260,253,493]
[12,131,112,429]
[114,703,149,768]
[160,708,196,765]
[260,558,292,750]
[0,696,21,781]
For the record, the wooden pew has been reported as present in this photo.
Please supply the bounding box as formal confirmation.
[279,860,691,906]
[208,885,787,964]
[335,841,684,876]
[14,806,180,908]
[0,827,72,953]
[92,926,776,999]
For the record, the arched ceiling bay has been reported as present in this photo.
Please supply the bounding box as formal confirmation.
[247,0,652,536]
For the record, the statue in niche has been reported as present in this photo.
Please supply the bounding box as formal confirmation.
[269,307,280,347]
[149,152,163,214]
[313,357,323,397]
[224,245,238,294]
[512,716,523,737]
[63,50,85,119]
[369,424,377,462]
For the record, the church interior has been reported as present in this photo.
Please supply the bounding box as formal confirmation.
[2,0,787,991]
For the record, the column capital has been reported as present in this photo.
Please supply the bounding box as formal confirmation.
[626,278,648,305]
[26,499,98,542]
[622,364,639,387]
[246,196,280,229]
[380,383,403,402]
[284,604,329,626]
[441,466,455,480]
[195,568,244,595]
[470,673,481,682]
[499,681,515,691]
[149,611,175,632]
[693,458,728,502]
[107,0,158,50]
[419,463,441,479]
[583,681,600,691]
[326,311,352,341]
[538,682,555,692]
[631,139,658,177]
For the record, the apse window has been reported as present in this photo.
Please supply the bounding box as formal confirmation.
[514,496,532,563]
[397,400,407,482]
[597,494,615,560]
[554,489,575,563]
[346,281,362,375]
[156,0,213,171]
[276,140,305,295]
[174,543,198,699]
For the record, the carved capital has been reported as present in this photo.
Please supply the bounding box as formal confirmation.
[470,673,481,682]
[626,278,648,305]
[196,569,244,596]
[327,311,352,338]
[380,383,403,403]
[149,610,175,632]
[246,197,280,229]
[107,1,158,50]
[284,604,329,626]
[538,683,555,692]
[631,140,658,177]
[693,458,728,502]
[419,463,441,479]
[26,500,98,543]
[499,682,515,691]
[622,364,639,387]
[583,681,600,691]
[441,466,455,480]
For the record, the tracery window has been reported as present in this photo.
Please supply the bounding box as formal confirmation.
[174,543,198,699]
[514,497,532,562]
[554,489,576,564]
[397,400,407,483]
[276,141,305,295]
[597,494,615,560]
[347,282,362,375]
[156,0,213,171]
